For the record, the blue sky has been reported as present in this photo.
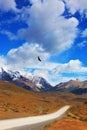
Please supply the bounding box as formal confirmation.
[0,0,87,85]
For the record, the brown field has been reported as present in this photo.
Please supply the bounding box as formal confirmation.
[0,80,87,130]
[43,118,87,130]
[0,80,66,119]
[42,93,87,130]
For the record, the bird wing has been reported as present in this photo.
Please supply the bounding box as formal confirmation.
[38,56,41,61]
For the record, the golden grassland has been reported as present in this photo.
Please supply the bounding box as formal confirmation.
[43,118,87,130]
[43,93,87,130]
[0,80,66,119]
[43,101,87,130]
[0,80,87,130]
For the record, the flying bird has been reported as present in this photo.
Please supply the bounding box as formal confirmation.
[38,56,42,62]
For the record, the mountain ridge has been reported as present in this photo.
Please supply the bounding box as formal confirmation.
[0,68,87,94]
[54,79,87,94]
[0,68,52,92]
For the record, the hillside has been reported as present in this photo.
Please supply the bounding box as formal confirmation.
[54,79,87,94]
[0,80,65,119]
[0,78,87,130]
[0,80,87,122]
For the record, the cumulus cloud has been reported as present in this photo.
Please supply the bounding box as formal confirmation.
[0,0,17,12]
[33,69,49,80]
[53,59,87,74]
[18,0,79,54]
[64,0,87,16]
[0,0,85,84]
[1,50,87,85]
[7,42,50,70]
[49,59,87,84]
[28,59,87,85]
[0,56,8,71]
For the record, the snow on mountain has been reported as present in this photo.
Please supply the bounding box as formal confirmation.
[0,67,87,94]
[0,68,52,91]
[31,76,52,91]
[7,70,21,80]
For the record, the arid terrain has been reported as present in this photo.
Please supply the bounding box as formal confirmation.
[0,80,87,130]
[43,118,87,130]
[0,80,66,119]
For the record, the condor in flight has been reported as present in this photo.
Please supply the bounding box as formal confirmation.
[38,56,42,62]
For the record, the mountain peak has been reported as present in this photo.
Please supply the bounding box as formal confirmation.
[0,67,5,73]
[54,79,87,94]
[0,68,52,92]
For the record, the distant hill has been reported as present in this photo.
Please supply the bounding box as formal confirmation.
[54,79,87,94]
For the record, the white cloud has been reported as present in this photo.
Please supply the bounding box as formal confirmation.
[48,59,87,84]
[0,56,8,71]
[77,40,87,48]
[0,30,17,40]
[29,59,87,85]
[1,50,87,85]
[33,69,49,80]
[7,42,50,70]
[18,0,79,54]
[30,0,65,16]
[0,0,17,12]
[52,75,87,85]
[0,0,87,85]
[64,0,87,16]
[82,28,87,37]
[53,59,87,74]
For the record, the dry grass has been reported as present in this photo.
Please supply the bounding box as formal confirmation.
[0,80,87,130]
[43,93,87,130]
[43,119,87,130]
[0,81,65,119]
[67,104,87,121]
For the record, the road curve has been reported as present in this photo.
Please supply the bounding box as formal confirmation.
[0,105,70,130]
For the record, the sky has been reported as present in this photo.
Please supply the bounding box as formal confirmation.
[0,0,87,85]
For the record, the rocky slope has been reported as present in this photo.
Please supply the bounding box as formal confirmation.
[0,68,52,92]
[54,79,87,94]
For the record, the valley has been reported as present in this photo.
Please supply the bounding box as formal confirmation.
[0,69,87,130]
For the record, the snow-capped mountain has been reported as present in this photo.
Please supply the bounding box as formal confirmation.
[0,68,27,81]
[0,68,13,81]
[0,68,52,91]
[31,76,52,91]
[0,68,87,94]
